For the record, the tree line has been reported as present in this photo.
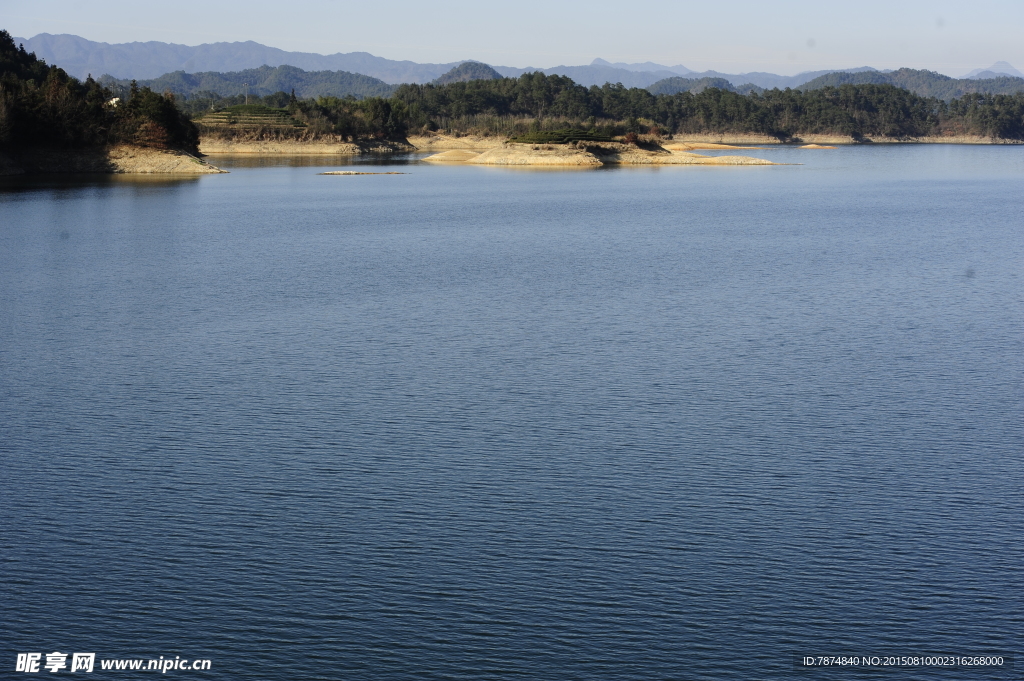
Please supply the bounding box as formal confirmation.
[388,73,1024,139]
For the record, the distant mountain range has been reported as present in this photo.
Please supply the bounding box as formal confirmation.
[647,68,1024,100]
[10,33,1024,98]
[964,61,1024,79]
[590,58,692,74]
[12,33,462,82]
[13,33,696,86]
[584,60,886,89]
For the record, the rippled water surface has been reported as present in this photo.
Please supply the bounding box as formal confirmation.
[2,146,1022,679]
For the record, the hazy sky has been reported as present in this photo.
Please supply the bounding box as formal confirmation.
[5,0,1024,75]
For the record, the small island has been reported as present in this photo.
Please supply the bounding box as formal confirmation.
[419,130,779,166]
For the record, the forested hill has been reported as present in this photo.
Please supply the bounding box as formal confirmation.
[799,68,1024,100]
[390,73,1024,140]
[100,65,397,101]
[0,30,198,152]
[433,62,503,85]
[216,74,1024,142]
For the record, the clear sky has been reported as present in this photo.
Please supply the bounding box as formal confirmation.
[5,0,1023,76]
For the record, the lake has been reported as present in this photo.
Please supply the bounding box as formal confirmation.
[1,145,1022,679]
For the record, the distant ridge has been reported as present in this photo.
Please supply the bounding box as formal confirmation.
[12,33,463,83]
[644,68,1024,100]
[798,68,1024,100]
[964,61,1023,79]
[564,58,882,89]
[590,57,692,75]
[675,67,881,90]
[99,65,397,100]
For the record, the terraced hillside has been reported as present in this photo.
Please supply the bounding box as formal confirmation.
[194,105,306,131]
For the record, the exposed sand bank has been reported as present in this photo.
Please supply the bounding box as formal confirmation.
[430,146,602,166]
[603,146,777,165]
[422,142,780,167]
[419,150,485,163]
[800,144,837,149]
[407,134,506,150]
[0,145,225,175]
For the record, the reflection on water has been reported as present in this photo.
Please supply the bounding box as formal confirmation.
[0,173,202,194]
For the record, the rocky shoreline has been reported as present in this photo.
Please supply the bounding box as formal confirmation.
[0,145,226,176]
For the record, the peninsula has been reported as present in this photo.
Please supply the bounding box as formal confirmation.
[0,31,223,175]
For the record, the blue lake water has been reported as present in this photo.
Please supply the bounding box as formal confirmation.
[1,145,1022,679]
